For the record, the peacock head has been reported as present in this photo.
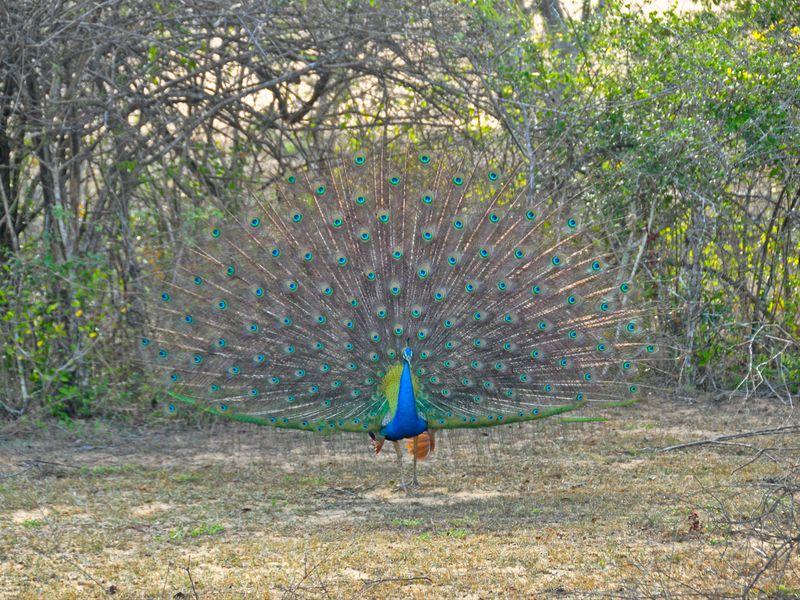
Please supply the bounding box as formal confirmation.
[402,346,413,363]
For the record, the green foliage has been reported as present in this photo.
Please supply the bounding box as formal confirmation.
[0,253,128,419]
[470,0,799,390]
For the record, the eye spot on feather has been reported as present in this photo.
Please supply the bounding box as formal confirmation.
[526,210,536,221]
[388,175,401,186]
[452,176,464,186]
[315,185,327,196]
[211,228,221,238]
[488,170,498,181]
[419,153,431,164]
[354,153,366,165]
[250,218,260,228]
[286,175,296,184]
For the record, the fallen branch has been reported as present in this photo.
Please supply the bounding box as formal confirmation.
[647,425,800,452]
[361,575,433,588]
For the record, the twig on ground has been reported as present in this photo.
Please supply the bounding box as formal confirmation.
[361,575,433,588]
[185,560,200,600]
[645,425,800,452]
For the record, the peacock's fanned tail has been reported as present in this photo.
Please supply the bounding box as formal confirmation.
[140,142,659,433]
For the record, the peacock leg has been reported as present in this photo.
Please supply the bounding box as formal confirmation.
[411,436,420,487]
[392,440,407,492]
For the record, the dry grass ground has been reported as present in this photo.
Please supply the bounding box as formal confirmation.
[1,397,798,599]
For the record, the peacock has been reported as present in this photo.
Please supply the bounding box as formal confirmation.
[140,140,657,489]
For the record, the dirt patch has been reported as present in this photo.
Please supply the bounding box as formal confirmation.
[1,398,798,598]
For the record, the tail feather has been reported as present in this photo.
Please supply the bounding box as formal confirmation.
[139,141,659,432]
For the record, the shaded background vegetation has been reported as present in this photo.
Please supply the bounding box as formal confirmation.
[0,0,798,420]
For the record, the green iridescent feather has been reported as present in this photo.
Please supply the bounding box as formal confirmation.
[141,141,658,433]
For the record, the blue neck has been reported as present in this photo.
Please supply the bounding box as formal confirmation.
[380,359,428,441]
